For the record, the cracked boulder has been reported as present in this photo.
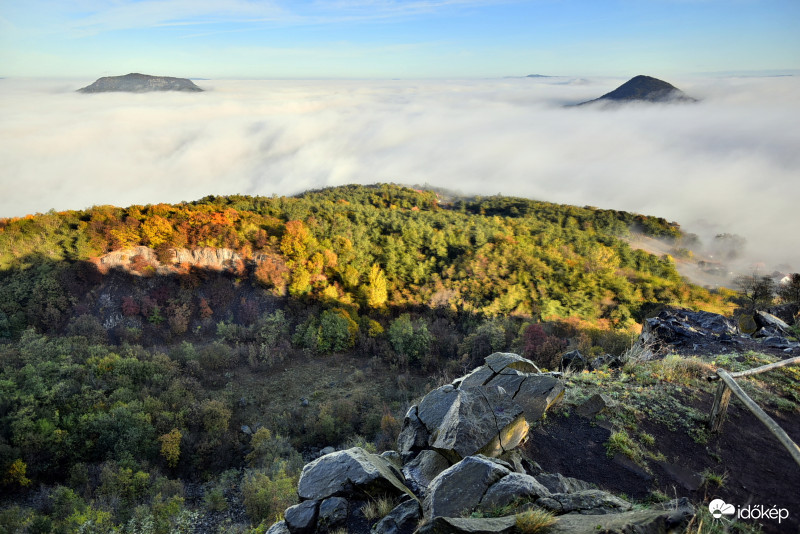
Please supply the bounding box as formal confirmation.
[297,447,414,501]
[399,353,563,462]
[493,371,564,423]
[485,352,541,374]
[457,357,564,424]
[405,384,529,462]
[423,455,510,518]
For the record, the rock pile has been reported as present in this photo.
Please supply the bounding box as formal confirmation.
[641,307,798,354]
[264,353,695,534]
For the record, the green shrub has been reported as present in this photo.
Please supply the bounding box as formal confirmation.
[204,487,228,512]
[242,468,297,524]
[317,309,357,354]
[388,314,430,363]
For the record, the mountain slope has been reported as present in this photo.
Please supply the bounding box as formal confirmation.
[579,75,697,106]
[78,73,203,93]
[0,184,733,343]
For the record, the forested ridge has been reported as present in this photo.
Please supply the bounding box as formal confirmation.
[0,184,738,532]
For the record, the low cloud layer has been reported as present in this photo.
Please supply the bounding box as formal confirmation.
[1,75,798,270]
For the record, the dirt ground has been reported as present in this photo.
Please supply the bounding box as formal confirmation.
[525,398,800,534]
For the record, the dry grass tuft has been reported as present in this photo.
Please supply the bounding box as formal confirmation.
[515,508,557,533]
[361,496,395,521]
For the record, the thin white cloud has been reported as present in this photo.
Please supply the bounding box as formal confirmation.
[66,0,286,36]
[38,0,514,36]
[0,76,797,272]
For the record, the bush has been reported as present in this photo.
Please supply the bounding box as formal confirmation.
[458,320,506,367]
[388,314,431,363]
[317,309,357,354]
[245,428,303,473]
[521,323,565,370]
[201,400,232,435]
[242,468,297,524]
[66,314,108,344]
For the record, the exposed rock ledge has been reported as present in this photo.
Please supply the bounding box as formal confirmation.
[94,246,271,274]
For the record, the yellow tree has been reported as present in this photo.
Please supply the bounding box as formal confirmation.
[366,264,388,308]
[158,428,182,468]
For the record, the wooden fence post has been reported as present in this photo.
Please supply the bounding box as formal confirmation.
[709,380,732,433]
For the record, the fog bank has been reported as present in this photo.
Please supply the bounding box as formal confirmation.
[0,76,798,269]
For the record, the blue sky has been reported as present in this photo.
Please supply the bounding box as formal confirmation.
[1,0,798,78]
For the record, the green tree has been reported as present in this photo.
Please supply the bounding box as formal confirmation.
[388,314,431,363]
[201,400,231,435]
[317,309,357,354]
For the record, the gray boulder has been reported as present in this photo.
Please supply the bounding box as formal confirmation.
[537,489,632,515]
[318,497,348,530]
[371,499,422,534]
[414,384,529,462]
[297,447,413,501]
[561,350,585,371]
[456,365,497,388]
[284,500,319,534]
[478,473,551,511]
[417,516,517,534]
[755,310,791,333]
[547,498,694,533]
[589,353,622,370]
[534,473,595,494]
[753,326,784,339]
[762,336,795,349]
[497,450,527,474]
[576,393,616,418]
[423,455,510,518]
[265,521,290,534]
[485,352,541,374]
[459,369,563,434]
[402,450,451,495]
[510,374,564,422]
[397,405,429,455]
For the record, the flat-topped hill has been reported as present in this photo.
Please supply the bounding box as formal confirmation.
[78,72,203,93]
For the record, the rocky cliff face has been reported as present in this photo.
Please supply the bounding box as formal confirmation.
[78,73,203,93]
[96,246,261,274]
[264,353,695,534]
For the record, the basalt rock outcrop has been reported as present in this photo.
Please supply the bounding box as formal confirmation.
[641,307,798,355]
[398,352,563,463]
[264,353,695,533]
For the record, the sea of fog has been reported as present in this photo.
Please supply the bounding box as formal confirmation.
[0,75,798,270]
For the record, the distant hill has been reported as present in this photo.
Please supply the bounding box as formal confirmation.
[578,75,696,106]
[78,73,203,93]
